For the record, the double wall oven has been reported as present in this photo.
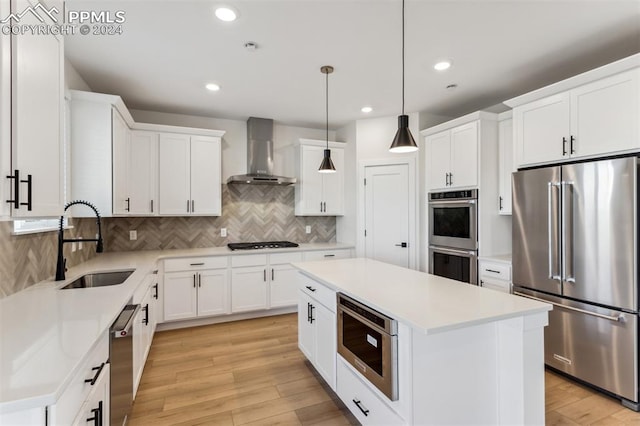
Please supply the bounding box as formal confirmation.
[428,189,478,285]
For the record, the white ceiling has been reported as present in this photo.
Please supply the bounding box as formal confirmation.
[64,0,640,129]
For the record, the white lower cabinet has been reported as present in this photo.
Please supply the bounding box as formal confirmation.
[163,256,230,321]
[231,263,268,312]
[336,358,404,425]
[133,280,155,396]
[71,363,110,426]
[303,249,352,261]
[298,279,336,390]
[479,258,512,294]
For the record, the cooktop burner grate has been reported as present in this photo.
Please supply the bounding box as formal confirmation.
[227,241,299,251]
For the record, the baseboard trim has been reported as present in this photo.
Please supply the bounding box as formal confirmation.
[156,306,298,331]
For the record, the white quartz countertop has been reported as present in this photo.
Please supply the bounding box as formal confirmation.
[479,253,512,264]
[293,258,550,335]
[0,243,352,413]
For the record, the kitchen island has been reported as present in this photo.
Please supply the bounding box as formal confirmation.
[293,257,552,425]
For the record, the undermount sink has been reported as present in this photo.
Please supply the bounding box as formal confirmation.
[60,269,135,290]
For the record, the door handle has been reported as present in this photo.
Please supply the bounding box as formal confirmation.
[395,242,408,248]
[561,181,575,284]
[198,273,201,287]
[193,274,196,288]
[271,268,274,281]
[142,304,149,325]
[153,283,158,299]
[187,200,190,213]
[86,400,102,426]
[514,292,624,322]
[352,399,369,416]
[320,202,323,213]
[84,362,106,385]
[21,174,32,211]
[263,269,266,282]
[150,199,154,213]
[5,169,19,209]
[307,302,311,322]
[449,173,453,186]
[191,200,195,213]
[570,135,575,154]
[547,182,561,281]
[305,285,316,292]
[445,172,449,186]
[499,196,503,211]
[309,304,315,323]
[125,197,130,212]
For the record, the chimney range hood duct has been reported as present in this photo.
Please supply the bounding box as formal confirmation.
[227,117,297,185]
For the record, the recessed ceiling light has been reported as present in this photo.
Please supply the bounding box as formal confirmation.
[205,83,220,91]
[434,61,451,71]
[361,106,373,113]
[215,6,237,22]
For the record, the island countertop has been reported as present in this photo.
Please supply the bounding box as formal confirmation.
[292,257,551,334]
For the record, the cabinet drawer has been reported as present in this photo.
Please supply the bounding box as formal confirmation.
[303,249,351,261]
[299,276,336,312]
[336,357,404,426]
[52,332,109,426]
[231,254,268,267]
[164,256,228,272]
[479,261,511,281]
[269,251,303,265]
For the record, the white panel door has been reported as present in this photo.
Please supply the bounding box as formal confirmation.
[515,93,570,166]
[450,122,478,189]
[159,133,191,215]
[231,266,268,312]
[365,164,410,268]
[571,69,640,158]
[112,110,130,215]
[11,0,64,217]
[498,118,514,215]
[197,269,229,317]
[269,264,300,308]
[163,272,197,321]
[427,131,451,190]
[322,147,344,215]
[313,302,336,389]
[299,145,324,215]
[129,131,158,215]
[190,136,221,216]
[297,292,314,360]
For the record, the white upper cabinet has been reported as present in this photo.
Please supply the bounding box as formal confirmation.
[295,139,345,216]
[158,134,221,216]
[506,57,640,168]
[3,0,64,217]
[128,131,158,215]
[498,113,514,215]
[427,121,478,191]
[112,110,131,215]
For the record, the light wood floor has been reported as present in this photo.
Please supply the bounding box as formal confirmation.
[130,313,640,425]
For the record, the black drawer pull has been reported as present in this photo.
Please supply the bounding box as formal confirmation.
[324,254,335,257]
[85,362,105,386]
[153,283,158,299]
[142,304,149,325]
[352,399,369,416]
[86,400,102,426]
[5,169,19,209]
[190,262,205,266]
[305,286,316,292]
[485,269,501,274]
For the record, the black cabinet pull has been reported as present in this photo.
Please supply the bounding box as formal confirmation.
[310,304,315,323]
[191,200,195,213]
[84,362,105,386]
[449,173,453,186]
[193,274,196,288]
[486,269,501,274]
[499,196,503,211]
[5,169,19,208]
[198,273,201,288]
[142,304,149,325]
[320,202,323,213]
[352,399,369,416]
[125,197,130,212]
[307,302,311,322]
[21,174,32,211]
[153,283,158,299]
[150,199,154,213]
[271,268,274,281]
[86,400,102,426]
[562,137,568,155]
[187,200,190,213]
[305,285,316,292]
[190,262,205,266]
[324,254,335,258]
[570,135,576,154]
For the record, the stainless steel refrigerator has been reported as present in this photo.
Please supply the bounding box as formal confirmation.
[512,156,638,410]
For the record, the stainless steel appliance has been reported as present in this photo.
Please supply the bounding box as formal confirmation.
[227,241,299,250]
[428,189,479,284]
[429,245,478,285]
[428,189,478,250]
[337,293,398,401]
[110,304,140,426]
[512,156,639,410]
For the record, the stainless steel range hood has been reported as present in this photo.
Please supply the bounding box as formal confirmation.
[227,117,297,185]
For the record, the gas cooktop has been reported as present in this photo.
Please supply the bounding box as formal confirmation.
[227,241,299,251]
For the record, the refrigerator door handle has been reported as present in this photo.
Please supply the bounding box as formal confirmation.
[514,292,625,322]
[561,181,576,284]
[548,182,562,281]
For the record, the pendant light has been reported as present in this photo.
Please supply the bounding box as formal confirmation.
[318,65,336,173]
[389,0,418,153]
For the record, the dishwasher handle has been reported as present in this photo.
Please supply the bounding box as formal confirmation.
[111,304,141,338]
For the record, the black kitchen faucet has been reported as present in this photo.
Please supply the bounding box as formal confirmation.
[55,200,104,281]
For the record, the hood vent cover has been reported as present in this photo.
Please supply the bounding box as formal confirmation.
[227,117,296,185]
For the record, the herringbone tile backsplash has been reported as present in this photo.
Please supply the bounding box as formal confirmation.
[103,185,336,251]
[0,218,100,298]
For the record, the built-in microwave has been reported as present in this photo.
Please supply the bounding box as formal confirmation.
[428,189,478,251]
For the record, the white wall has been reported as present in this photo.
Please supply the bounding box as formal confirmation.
[64,59,91,92]
[336,122,357,244]
[129,109,334,182]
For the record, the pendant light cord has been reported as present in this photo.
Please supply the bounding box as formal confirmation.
[326,70,329,149]
[402,0,405,116]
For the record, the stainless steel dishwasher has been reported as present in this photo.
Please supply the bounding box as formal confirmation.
[110,304,140,426]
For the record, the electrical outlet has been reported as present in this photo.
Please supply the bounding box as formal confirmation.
[220,228,227,237]
[71,242,77,252]
[305,225,311,234]
[129,230,137,241]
